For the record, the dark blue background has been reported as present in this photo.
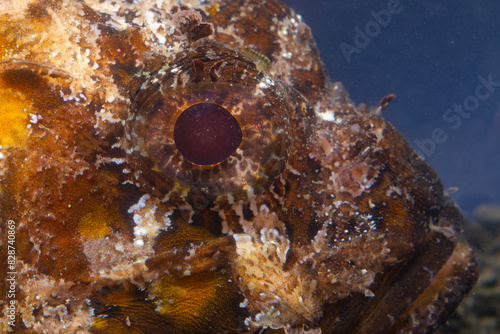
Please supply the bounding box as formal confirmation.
[282,0,500,215]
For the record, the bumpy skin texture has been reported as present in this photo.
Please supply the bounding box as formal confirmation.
[0,0,477,333]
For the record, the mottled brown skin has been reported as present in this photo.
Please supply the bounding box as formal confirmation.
[0,0,477,333]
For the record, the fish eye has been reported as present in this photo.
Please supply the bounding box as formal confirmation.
[124,42,301,201]
[173,102,242,166]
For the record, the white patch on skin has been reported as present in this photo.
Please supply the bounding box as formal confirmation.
[128,195,171,249]
[114,242,124,252]
[239,298,249,308]
[95,107,122,128]
[7,271,93,333]
[233,203,322,330]
[364,289,375,297]
[315,105,342,123]
[218,209,233,235]
[372,127,385,143]
[110,158,126,164]
[29,114,39,124]
[311,222,330,253]
[83,234,151,282]
[128,194,150,213]
[386,185,403,197]
[134,238,145,247]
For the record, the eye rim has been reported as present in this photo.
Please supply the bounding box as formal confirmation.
[124,42,300,200]
[173,102,243,167]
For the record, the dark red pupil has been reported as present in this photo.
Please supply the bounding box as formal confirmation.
[174,103,242,165]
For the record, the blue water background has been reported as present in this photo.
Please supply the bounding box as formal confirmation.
[282,0,500,215]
